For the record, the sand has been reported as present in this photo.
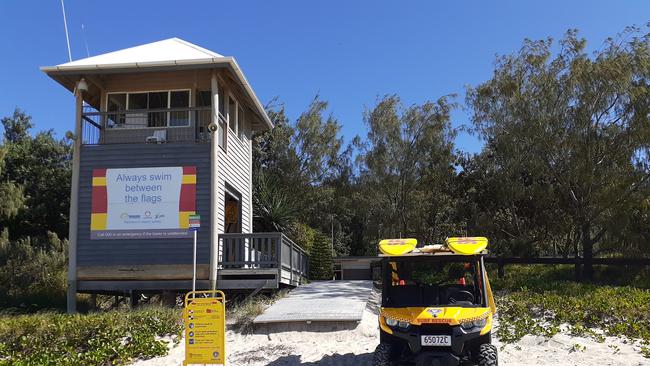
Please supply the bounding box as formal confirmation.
[132,291,649,366]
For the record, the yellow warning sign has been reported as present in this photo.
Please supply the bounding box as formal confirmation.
[183,290,226,365]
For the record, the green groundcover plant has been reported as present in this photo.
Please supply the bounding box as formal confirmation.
[491,265,650,358]
[0,306,182,366]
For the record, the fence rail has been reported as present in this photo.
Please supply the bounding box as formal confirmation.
[218,232,308,285]
[80,106,226,145]
[484,256,650,279]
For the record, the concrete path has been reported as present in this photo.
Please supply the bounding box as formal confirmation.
[253,280,374,323]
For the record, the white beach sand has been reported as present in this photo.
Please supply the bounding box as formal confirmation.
[132,291,649,366]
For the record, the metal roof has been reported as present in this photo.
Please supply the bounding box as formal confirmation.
[46,38,223,69]
[40,38,273,130]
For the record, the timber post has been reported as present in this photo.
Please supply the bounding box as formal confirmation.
[497,257,505,279]
[66,78,85,314]
[574,256,582,282]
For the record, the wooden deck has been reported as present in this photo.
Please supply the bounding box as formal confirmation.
[76,232,308,294]
[218,232,309,289]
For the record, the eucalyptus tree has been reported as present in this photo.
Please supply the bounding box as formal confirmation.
[467,27,650,280]
[253,97,345,233]
[357,95,458,248]
[1,109,72,239]
[457,148,574,257]
[0,147,23,221]
[0,109,70,306]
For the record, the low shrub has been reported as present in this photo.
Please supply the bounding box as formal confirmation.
[0,231,68,310]
[228,290,288,333]
[0,306,182,366]
[309,231,333,280]
[488,263,650,291]
[492,265,650,358]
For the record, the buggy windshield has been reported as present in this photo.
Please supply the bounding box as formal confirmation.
[382,256,485,308]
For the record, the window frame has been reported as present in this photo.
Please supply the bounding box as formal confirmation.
[104,89,192,129]
[237,103,245,140]
[225,92,246,142]
[227,93,237,136]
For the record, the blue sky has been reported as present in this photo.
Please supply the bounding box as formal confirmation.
[0,1,647,154]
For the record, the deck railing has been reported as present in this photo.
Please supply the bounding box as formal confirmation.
[81,106,227,145]
[218,232,309,284]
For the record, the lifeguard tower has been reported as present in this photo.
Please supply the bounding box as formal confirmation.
[42,38,307,312]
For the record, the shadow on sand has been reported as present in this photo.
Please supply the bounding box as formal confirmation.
[253,320,360,334]
[267,352,374,366]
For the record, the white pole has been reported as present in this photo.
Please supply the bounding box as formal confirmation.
[60,0,72,62]
[192,229,197,298]
[210,72,220,291]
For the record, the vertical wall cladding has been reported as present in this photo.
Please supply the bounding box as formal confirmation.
[78,143,211,266]
[216,128,253,234]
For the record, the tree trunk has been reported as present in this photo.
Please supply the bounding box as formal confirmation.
[581,223,594,281]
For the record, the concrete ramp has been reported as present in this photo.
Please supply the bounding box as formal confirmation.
[253,280,373,324]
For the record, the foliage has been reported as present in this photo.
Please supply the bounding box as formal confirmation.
[0,230,67,309]
[284,222,317,254]
[253,172,296,232]
[254,94,462,257]
[493,265,650,357]
[356,94,460,248]
[252,28,649,264]
[1,109,33,144]
[309,232,333,280]
[1,109,72,239]
[467,27,650,278]
[292,96,344,185]
[0,306,182,366]
[253,98,346,243]
[0,109,71,308]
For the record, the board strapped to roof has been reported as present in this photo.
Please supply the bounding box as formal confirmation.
[446,237,488,255]
[378,237,488,256]
[378,238,418,256]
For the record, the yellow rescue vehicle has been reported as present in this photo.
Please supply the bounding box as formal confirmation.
[373,237,497,366]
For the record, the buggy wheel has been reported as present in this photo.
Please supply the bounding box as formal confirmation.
[373,342,395,366]
[478,343,498,366]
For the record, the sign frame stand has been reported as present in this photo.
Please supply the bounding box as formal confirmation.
[188,214,201,298]
[192,228,197,296]
[183,290,226,366]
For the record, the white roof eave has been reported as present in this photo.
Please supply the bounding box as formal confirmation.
[40,57,228,72]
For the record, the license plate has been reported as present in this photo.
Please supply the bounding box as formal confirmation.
[421,335,451,346]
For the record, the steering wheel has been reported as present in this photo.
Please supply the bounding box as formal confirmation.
[447,290,475,304]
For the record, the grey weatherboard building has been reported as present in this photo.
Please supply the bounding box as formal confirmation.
[41,38,308,313]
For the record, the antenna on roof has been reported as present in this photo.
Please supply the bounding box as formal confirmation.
[81,23,90,57]
[60,0,72,62]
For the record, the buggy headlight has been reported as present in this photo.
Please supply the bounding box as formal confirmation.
[385,317,398,327]
[460,317,487,331]
[384,316,409,329]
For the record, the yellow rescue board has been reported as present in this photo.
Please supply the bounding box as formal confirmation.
[445,237,488,255]
[379,238,418,255]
